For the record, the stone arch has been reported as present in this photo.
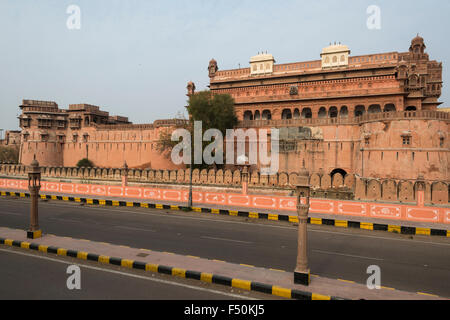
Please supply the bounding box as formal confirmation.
[208,169,216,184]
[254,110,261,120]
[328,106,338,118]
[340,106,349,118]
[243,111,253,121]
[368,104,382,114]
[354,105,366,117]
[398,181,414,203]
[293,108,300,119]
[192,169,200,183]
[232,170,241,185]
[262,110,272,120]
[343,174,355,189]
[216,169,224,184]
[321,174,331,189]
[177,169,184,183]
[318,107,327,118]
[250,171,259,185]
[200,169,208,183]
[282,109,292,120]
[301,108,312,119]
[332,173,344,188]
[288,172,298,186]
[162,170,170,182]
[431,182,448,204]
[259,174,268,186]
[383,103,396,112]
[224,169,233,184]
[278,172,288,186]
[310,173,321,188]
[366,179,382,200]
[381,180,397,201]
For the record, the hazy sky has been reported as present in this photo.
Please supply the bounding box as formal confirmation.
[0,0,449,131]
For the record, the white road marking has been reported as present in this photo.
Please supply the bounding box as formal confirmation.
[0,248,256,300]
[1,198,449,247]
[312,249,384,261]
[200,236,253,244]
[113,226,156,233]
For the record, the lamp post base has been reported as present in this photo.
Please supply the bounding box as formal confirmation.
[294,269,310,286]
[27,230,42,239]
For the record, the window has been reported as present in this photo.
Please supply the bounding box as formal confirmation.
[365,137,370,146]
[402,136,411,145]
[440,137,445,148]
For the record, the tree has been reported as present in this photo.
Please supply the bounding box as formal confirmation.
[157,91,237,168]
[76,158,94,167]
[0,146,19,163]
[187,90,237,135]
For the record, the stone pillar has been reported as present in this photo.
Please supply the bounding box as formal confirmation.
[294,167,310,286]
[121,161,129,187]
[242,166,249,195]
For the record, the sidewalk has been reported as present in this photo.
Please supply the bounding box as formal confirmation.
[0,226,445,300]
[2,187,449,232]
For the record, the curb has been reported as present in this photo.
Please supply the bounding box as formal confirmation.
[0,236,346,300]
[2,190,449,238]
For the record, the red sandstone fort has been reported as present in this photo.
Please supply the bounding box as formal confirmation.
[13,36,449,186]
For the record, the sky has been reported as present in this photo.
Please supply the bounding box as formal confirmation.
[0,0,449,132]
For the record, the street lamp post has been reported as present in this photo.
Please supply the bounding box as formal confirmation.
[294,166,310,285]
[27,157,42,239]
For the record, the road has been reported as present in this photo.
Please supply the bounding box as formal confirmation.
[0,246,272,300]
[0,197,449,297]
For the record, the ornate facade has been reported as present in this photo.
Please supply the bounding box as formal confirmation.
[16,36,449,183]
[204,36,449,181]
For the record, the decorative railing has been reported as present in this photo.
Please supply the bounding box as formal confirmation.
[237,111,450,128]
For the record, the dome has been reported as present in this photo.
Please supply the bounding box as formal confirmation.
[411,34,424,45]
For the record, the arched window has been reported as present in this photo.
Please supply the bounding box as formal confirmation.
[293,108,300,119]
[243,111,253,121]
[329,106,338,118]
[282,109,292,120]
[254,110,261,120]
[84,117,90,126]
[333,56,337,63]
[368,104,382,114]
[340,106,349,118]
[301,108,312,119]
[383,104,396,112]
[340,55,345,62]
[262,110,271,120]
[354,105,365,117]
[318,107,327,118]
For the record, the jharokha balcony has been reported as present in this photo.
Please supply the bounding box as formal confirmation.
[237,110,450,128]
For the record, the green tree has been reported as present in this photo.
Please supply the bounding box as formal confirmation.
[186,90,237,135]
[76,158,94,167]
[157,91,237,168]
[0,146,19,163]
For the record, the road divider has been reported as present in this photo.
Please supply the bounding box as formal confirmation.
[1,190,448,238]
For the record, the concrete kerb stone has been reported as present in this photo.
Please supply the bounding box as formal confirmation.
[1,190,448,238]
[0,235,344,301]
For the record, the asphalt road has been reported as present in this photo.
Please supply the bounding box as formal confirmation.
[0,197,449,297]
[0,246,271,300]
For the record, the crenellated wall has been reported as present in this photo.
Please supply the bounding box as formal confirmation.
[1,164,447,205]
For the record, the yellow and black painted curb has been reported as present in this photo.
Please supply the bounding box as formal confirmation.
[2,190,449,238]
[0,236,346,301]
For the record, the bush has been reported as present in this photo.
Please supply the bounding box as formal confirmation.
[0,146,19,163]
[76,158,94,167]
